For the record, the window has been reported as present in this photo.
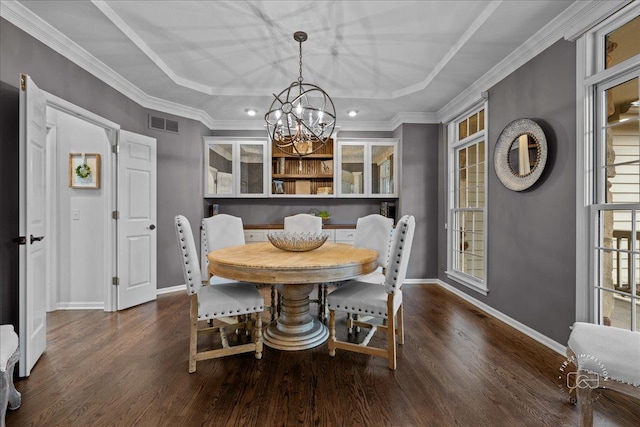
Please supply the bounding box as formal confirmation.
[447,106,487,293]
[580,5,640,331]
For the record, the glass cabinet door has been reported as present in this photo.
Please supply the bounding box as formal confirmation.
[205,142,234,196]
[339,142,365,196]
[204,138,268,198]
[238,142,266,196]
[370,142,397,197]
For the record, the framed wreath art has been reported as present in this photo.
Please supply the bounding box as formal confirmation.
[69,153,101,189]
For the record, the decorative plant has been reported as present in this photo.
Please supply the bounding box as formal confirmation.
[318,210,330,219]
[75,163,92,178]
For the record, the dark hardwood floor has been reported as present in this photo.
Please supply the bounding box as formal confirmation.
[7,285,640,426]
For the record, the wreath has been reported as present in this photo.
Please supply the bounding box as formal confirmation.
[75,163,92,178]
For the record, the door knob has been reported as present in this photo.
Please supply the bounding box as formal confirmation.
[30,234,45,244]
[149,224,156,230]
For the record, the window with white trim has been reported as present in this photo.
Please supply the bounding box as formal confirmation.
[583,8,640,331]
[447,106,487,293]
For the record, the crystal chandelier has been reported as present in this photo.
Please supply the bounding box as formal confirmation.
[265,31,336,157]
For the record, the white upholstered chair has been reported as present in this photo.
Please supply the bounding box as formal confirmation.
[321,214,394,324]
[175,215,264,373]
[202,214,277,319]
[0,324,21,427]
[566,322,640,427]
[352,214,394,284]
[284,213,322,234]
[327,214,415,370]
[201,214,245,285]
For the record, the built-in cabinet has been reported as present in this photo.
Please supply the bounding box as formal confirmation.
[204,137,268,197]
[337,139,398,198]
[270,139,335,196]
[203,136,398,199]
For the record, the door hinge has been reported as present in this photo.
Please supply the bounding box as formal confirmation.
[112,277,119,286]
[20,74,26,91]
[12,236,27,245]
[112,210,119,220]
[111,144,119,154]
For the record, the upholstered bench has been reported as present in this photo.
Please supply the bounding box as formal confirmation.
[566,322,640,427]
[0,325,21,427]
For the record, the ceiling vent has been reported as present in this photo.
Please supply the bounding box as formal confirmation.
[149,114,179,134]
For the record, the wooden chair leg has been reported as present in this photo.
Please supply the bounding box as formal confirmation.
[254,314,263,360]
[576,371,596,427]
[189,294,198,373]
[387,298,396,370]
[397,303,404,345]
[328,310,336,357]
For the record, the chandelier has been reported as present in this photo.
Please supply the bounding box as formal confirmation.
[265,31,336,157]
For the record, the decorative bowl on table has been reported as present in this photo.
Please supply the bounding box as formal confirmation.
[267,231,329,252]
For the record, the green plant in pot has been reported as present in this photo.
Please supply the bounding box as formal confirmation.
[318,210,330,221]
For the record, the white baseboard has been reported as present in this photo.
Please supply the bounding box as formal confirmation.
[56,302,104,310]
[156,284,186,295]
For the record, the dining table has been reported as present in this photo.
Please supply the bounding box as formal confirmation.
[207,242,378,351]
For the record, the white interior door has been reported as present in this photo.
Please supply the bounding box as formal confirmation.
[116,130,157,310]
[18,74,47,377]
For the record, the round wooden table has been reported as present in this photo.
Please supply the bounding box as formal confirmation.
[207,242,378,351]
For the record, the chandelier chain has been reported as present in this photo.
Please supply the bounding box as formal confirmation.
[298,39,303,84]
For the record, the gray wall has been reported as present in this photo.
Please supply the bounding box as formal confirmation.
[438,39,577,345]
[395,123,439,279]
[0,18,209,299]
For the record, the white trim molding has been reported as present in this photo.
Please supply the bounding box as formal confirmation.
[55,302,105,310]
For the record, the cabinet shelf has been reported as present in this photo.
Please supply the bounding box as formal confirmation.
[272,153,334,159]
[273,174,333,179]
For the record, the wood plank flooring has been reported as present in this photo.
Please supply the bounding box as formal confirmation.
[7,285,640,426]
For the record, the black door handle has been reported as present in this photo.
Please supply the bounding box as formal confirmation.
[149,224,156,230]
[30,234,45,244]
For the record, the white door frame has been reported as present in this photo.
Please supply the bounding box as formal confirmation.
[43,92,120,312]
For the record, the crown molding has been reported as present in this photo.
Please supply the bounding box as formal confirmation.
[4,0,627,133]
[563,0,631,41]
[0,1,216,129]
[437,0,627,124]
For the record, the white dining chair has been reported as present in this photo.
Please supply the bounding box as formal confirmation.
[202,214,245,285]
[284,213,322,234]
[0,325,21,427]
[566,322,640,426]
[352,214,394,284]
[175,215,264,373]
[327,215,415,370]
[203,214,278,319]
[339,214,394,331]
[320,214,394,324]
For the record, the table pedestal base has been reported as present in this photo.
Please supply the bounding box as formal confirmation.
[263,283,328,351]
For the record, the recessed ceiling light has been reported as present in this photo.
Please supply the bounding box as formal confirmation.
[348,110,358,117]
[245,108,257,116]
